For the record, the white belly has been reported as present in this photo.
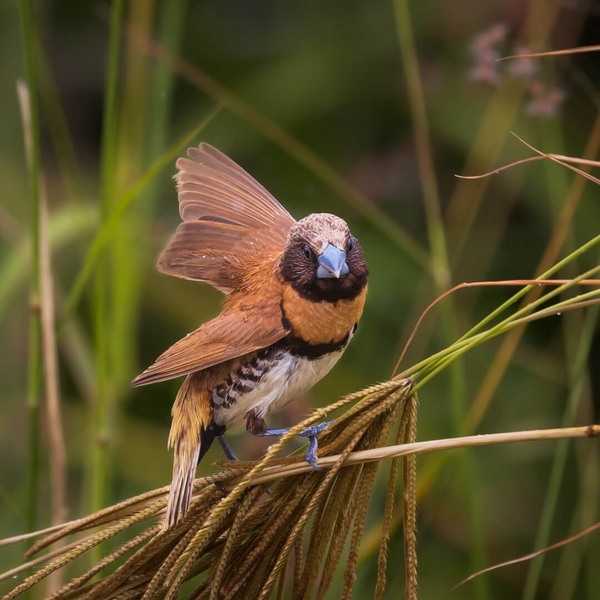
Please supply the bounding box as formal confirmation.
[214,349,345,429]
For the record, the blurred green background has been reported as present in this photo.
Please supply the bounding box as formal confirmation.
[1,0,600,598]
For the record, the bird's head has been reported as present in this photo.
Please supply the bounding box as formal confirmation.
[280,213,368,302]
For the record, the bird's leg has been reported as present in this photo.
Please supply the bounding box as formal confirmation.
[216,436,238,461]
[245,409,331,470]
[212,435,240,496]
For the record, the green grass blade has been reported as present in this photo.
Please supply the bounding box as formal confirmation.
[60,103,222,329]
[522,304,600,600]
[143,0,189,174]
[0,205,97,326]
[128,32,430,270]
[90,0,124,527]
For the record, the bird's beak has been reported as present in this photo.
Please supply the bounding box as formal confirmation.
[316,243,350,279]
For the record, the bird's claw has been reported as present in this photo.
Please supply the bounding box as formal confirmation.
[253,420,331,471]
[297,421,330,470]
[298,421,331,438]
[303,433,324,470]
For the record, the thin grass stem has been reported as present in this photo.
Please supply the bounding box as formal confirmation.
[89,0,124,563]
[61,104,221,327]
[17,2,43,558]
[522,302,600,600]
[125,26,430,270]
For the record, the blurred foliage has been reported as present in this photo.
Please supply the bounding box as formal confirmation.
[1,0,600,598]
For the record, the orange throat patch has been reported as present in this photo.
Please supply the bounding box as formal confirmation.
[281,283,367,345]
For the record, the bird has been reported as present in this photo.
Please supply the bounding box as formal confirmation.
[133,143,368,528]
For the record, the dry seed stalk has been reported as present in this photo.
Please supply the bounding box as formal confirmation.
[209,485,266,599]
[403,392,419,600]
[1,379,416,600]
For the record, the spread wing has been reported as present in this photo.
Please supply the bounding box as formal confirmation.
[158,143,296,293]
[132,295,289,387]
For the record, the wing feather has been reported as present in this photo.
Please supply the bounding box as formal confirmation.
[132,295,288,387]
[158,144,296,293]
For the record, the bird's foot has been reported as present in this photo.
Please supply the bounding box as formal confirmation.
[297,422,331,438]
[247,411,332,471]
[297,422,330,471]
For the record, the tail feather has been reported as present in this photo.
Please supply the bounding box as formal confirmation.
[163,444,200,531]
[163,373,221,530]
[164,421,226,529]
[165,439,201,530]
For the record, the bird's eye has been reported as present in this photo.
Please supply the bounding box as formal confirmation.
[302,244,312,260]
[347,239,354,252]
